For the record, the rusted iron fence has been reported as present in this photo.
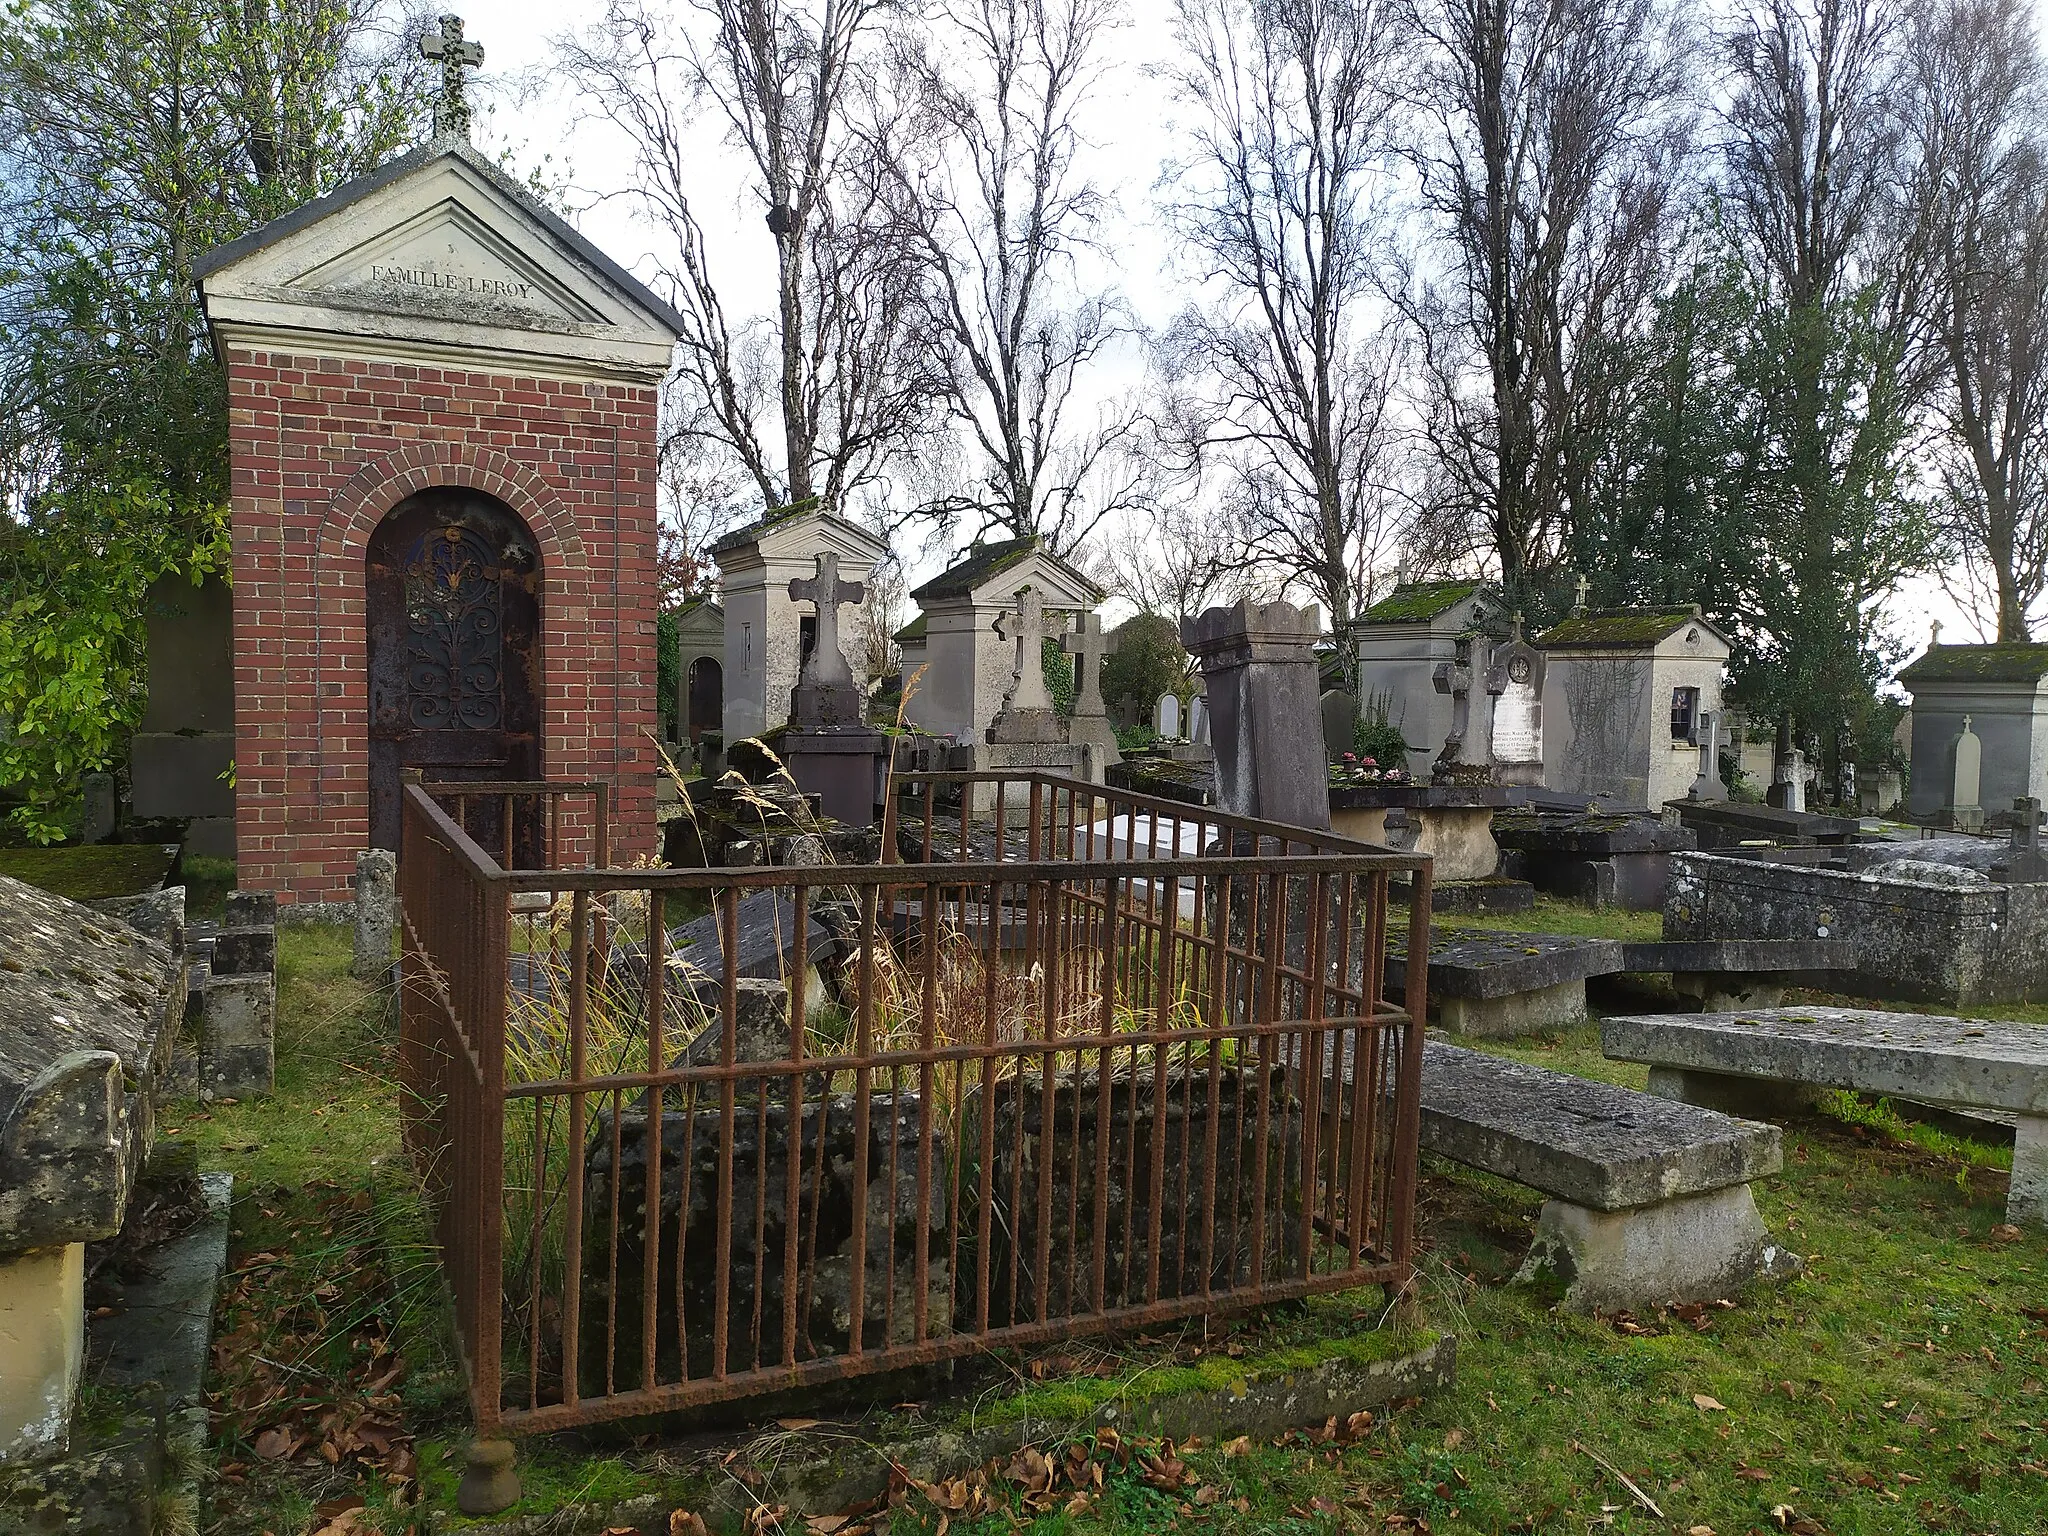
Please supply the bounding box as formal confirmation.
[398,772,1430,1437]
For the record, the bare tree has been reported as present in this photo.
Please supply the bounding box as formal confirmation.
[878,0,1150,555]
[1403,0,1691,604]
[1158,0,1410,643]
[1910,0,2048,641]
[558,0,939,516]
[1103,499,1244,619]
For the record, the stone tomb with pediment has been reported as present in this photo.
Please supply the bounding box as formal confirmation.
[711,508,891,743]
[196,132,682,905]
[901,536,1105,747]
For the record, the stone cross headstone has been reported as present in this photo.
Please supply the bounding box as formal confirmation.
[421,14,485,140]
[1062,610,1116,720]
[1430,639,1479,779]
[2008,796,2046,882]
[1688,710,1728,802]
[1182,598,1330,831]
[1155,692,1182,739]
[988,585,1061,743]
[1953,714,1984,831]
[1062,610,1121,770]
[786,553,867,729]
[788,553,863,690]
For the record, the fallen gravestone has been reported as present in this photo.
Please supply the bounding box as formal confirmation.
[1602,1005,2048,1226]
[0,874,184,1463]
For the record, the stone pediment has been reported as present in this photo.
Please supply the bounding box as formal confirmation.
[913,537,1103,613]
[714,508,891,574]
[197,136,682,382]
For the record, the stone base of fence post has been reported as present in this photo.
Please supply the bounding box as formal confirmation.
[457,1438,520,1514]
[353,849,397,981]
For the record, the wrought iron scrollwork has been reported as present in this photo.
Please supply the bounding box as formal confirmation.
[402,524,503,730]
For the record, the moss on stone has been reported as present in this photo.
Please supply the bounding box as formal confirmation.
[0,844,176,901]
[975,1320,1440,1428]
[1359,582,1488,624]
[1536,606,1705,649]
[1896,642,2048,686]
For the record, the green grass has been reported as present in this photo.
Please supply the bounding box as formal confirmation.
[1434,894,1664,943]
[187,923,2048,1536]
[0,841,176,899]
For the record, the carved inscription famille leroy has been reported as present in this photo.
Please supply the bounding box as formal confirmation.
[367,261,535,303]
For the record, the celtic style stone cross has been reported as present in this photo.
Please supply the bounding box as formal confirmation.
[422,15,485,139]
[788,552,864,690]
[1062,611,1116,718]
[995,586,1055,713]
[1431,642,1476,764]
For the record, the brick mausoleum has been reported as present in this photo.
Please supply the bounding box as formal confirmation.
[196,135,680,906]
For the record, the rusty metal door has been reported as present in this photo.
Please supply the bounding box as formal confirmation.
[686,656,722,743]
[367,490,542,862]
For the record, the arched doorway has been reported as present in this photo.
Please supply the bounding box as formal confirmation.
[686,656,723,744]
[366,488,542,861]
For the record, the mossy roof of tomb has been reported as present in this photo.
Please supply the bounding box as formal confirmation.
[710,498,882,556]
[1897,642,2048,685]
[191,133,688,336]
[1358,580,1491,623]
[1537,604,1724,649]
[911,534,1104,604]
[894,613,928,643]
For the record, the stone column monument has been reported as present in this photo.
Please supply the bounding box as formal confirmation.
[1182,599,1331,832]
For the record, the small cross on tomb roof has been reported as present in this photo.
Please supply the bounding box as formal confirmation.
[422,14,485,140]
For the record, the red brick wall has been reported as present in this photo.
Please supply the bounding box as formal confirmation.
[224,348,660,905]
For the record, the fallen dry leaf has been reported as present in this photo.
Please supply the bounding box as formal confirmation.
[1693,1394,1727,1412]
[778,1417,823,1432]
[669,1512,710,1536]
[252,1426,294,1460]
[805,1517,851,1533]
[1991,1224,2023,1243]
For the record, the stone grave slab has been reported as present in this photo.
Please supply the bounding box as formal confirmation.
[1385,932,1621,1036]
[1420,1041,1795,1309]
[1602,1005,2048,1226]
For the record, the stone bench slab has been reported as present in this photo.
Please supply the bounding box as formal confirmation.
[1415,1040,1795,1309]
[1386,933,1622,1000]
[1601,1006,2048,1115]
[1420,1041,1781,1210]
[1603,1005,2047,1227]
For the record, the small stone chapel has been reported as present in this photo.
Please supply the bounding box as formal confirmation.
[194,29,681,905]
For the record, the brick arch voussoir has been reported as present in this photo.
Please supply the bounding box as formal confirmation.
[321,444,584,570]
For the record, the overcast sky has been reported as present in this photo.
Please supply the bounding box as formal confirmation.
[456,0,1970,661]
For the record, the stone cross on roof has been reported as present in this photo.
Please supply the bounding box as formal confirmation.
[789,552,865,691]
[1573,574,1591,614]
[1062,610,1116,718]
[995,585,1055,714]
[422,15,485,140]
